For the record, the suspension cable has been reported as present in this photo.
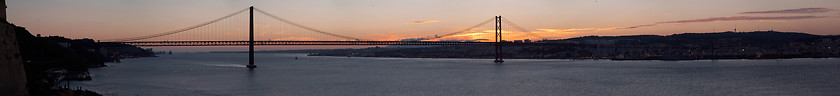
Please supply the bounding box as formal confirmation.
[501,17,544,39]
[253,8,363,41]
[426,17,495,40]
[103,8,250,42]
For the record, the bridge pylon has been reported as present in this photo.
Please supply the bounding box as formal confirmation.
[494,16,504,63]
[247,6,257,69]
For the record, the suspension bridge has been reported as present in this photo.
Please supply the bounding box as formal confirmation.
[103,6,553,68]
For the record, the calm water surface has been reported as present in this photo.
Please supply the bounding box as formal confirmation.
[70,53,840,96]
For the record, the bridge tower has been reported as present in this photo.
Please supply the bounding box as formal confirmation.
[247,6,257,69]
[494,16,504,63]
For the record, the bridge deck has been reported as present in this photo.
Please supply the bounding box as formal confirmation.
[103,41,572,46]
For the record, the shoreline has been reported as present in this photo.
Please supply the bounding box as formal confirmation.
[307,55,839,61]
[201,52,840,61]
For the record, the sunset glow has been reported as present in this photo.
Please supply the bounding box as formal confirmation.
[407,20,440,24]
[6,0,840,42]
[7,1,840,95]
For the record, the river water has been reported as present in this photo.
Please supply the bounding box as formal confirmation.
[69,53,840,96]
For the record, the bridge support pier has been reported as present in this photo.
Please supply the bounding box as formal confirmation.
[247,6,257,69]
[494,16,504,63]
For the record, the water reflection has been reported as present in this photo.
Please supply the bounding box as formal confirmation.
[69,53,840,95]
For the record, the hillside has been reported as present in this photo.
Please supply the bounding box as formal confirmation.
[259,31,840,60]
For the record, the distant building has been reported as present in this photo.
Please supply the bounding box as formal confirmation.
[56,42,69,48]
[524,39,531,43]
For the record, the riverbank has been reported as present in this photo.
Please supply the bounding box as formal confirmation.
[216,47,838,61]
[229,31,840,61]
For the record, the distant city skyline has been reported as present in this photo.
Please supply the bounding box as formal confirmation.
[6,0,840,41]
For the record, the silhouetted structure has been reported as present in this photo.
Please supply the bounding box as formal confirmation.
[494,16,504,63]
[247,6,256,69]
[1,1,30,94]
[100,7,558,66]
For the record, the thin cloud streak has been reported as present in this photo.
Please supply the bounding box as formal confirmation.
[407,20,440,24]
[659,16,826,23]
[739,8,833,14]
[622,16,828,29]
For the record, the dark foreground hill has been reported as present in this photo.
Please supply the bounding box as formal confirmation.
[11,24,154,96]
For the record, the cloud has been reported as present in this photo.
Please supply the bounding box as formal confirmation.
[396,27,590,41]
[595,27,621,31]
[393,8,834,40]
[538,28,594,32]
[439,39,485,42]
[623,24,657,29]
[659,16,827,23]
[407,20,440,24]
[400,37,430,41]
[536,27,625,33]
[411,15,828,40]
[739,8,833,14]
[623,16,828,29]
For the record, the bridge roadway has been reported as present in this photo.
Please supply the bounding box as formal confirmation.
[104,41,576,46]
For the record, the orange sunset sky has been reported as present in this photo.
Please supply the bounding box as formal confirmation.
[6,0,840,42]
